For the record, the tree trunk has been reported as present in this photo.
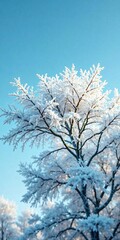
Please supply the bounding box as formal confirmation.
[1,220,4,240]
[91,230,100,240]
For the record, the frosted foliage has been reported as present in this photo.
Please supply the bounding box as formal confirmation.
[18,209,33,232]
[1,65,120,240]
[0,197,16,221]
[0,197,20,240]
[18,210,41,239]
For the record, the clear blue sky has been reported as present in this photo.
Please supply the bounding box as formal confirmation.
[0,0,120,213]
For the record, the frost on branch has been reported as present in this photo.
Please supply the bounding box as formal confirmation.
[1,64,120,240]
[66,166,105,189]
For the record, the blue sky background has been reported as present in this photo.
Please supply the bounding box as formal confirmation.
[0,0,120,213]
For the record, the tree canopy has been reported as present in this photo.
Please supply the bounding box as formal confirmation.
[1,65,120,240]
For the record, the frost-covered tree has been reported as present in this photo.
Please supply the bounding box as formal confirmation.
[17,209,33,236]
[17,210,42,240]
[0,197,20,240]
[1,65,120,240]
